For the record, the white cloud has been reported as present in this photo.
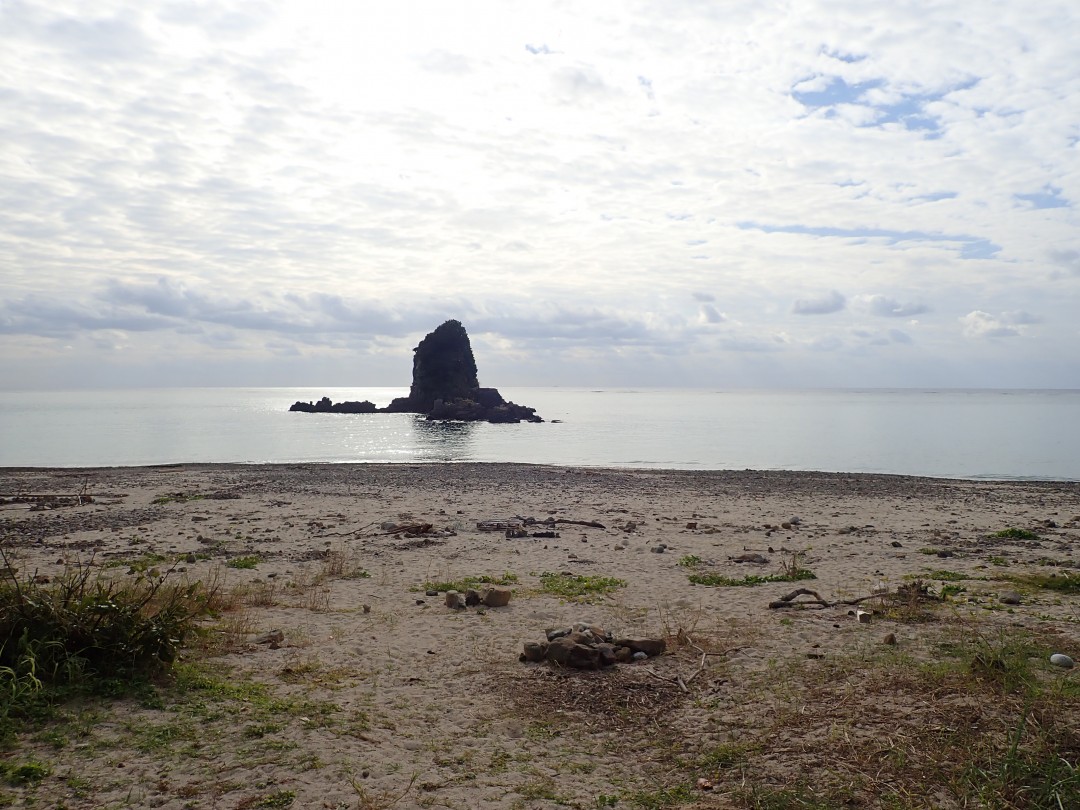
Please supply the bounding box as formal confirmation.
[0,0,1078,389]
[792,290,846,315]
[960,311,1020,339]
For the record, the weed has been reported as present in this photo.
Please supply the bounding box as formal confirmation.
[1002,572,1080,594]
[676,555,702,568]
[688,569,816,587]
[422,572,518,593]
[0,760,49,787]
[991,528,1040,541]
[151,493,207,505]
[624,783,694,808]
[538,572,627,601]
[227,555,260,570]
[0,549,216,702]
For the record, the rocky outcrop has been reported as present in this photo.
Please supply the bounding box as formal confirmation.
[289,320,543,423]
[385,320,480,413]
[288,397,378,414]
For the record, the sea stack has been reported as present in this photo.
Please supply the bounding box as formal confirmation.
[289,320,543,423]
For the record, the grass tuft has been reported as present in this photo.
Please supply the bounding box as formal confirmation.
[538,572,626,602]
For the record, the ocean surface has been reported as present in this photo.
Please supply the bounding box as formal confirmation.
[0,387,1078,481]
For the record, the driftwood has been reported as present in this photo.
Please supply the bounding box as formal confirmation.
[641,631,743,694]
[768,588,888,610]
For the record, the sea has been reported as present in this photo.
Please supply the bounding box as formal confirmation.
[0,387,1078,481]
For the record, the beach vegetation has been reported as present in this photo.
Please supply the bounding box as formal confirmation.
[926,569,971,582]
[990,527,1041,541]
[676,555,702,568]
[151,492,208,505]
[420,572,518,593]
[226,555,260,570]
[688,569,815,587]
[1001,572,1080,593]
[538,572,627,602]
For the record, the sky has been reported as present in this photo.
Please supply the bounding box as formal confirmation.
[2,0,1079,391]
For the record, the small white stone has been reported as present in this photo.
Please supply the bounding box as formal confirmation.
[1050,653,1075,669]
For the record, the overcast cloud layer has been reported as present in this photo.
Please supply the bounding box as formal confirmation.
[2,0,1078,390]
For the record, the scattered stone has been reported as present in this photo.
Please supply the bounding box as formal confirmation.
[615,638,666,657]
[546,637,602,669]
[686,522,698,530]
[632,651,648,661]
[546,627,572,641]
[185,552,198,563]
[425,589,439,597]
[789,516,802,525]
[254,629,284,646]
[464,589,482,607]
[362,604,371,614]
[999,591,1023,606]
[482,586,512,608]
[890,541,903,548]
[415,599,426,605]
[883,633,897,645]
[937,549,954,558]
[520,641,548,663]
[650,544,666,554]
[1050,653,1075,669]
[445,591,466,610]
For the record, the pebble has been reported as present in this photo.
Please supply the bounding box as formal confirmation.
[632,651,648,661]
[650,544,666,554]
[1050,653,1074,669]
[999,591,1023,606]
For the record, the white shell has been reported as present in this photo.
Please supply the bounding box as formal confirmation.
[1049,653,1075,669]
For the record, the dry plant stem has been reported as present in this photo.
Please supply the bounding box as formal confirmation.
[767,588,889,609]
[315,522,376,538]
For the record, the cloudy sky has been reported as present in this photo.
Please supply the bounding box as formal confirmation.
[2,0,1078,391]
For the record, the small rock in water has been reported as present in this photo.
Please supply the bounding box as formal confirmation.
[1050,653,1075,669]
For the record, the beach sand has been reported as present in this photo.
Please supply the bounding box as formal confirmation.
[1,464,1078,809]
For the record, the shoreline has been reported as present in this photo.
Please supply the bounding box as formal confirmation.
[3,459,1079,486]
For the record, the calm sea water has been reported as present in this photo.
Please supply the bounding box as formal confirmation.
[0,388,1077,480]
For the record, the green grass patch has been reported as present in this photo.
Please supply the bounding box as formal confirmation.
[990,528,1041,541]
[1000,572,1080,594]
[421,572,518,593]
[0,760,49,787]
[688,569,816,587]
[226,555,260,570]
[927,569,972,582]
[538,572,627,602]
[676,555,702,568]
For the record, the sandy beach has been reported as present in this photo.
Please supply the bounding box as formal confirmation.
[2,464,1078,809]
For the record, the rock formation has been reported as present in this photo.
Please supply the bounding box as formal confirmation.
[289,320,543,423]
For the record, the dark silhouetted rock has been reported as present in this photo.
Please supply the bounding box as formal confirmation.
[290,320,543,423]
[289,397,377,414]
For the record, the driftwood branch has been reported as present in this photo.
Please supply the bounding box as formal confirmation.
[768,588,890,609]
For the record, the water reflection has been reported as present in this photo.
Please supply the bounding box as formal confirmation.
[412,417,477,461]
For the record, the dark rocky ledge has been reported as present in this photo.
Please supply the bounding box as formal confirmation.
[289,320,543,423]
